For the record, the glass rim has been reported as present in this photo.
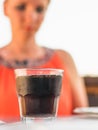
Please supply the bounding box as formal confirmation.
[14,68,64,76]
[15,68,64,71]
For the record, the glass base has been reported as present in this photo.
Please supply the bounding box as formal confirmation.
[21,115,56,123]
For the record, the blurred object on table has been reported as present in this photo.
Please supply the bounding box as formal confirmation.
[83,75,98,106]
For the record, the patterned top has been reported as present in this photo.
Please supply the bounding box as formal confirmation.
[0,47,54,68]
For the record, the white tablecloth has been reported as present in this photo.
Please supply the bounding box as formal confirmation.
[0,115,98,130]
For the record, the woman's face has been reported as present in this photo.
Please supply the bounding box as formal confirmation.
[4,0,49,36]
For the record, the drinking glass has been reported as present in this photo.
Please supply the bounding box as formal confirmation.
[14,68,64,121]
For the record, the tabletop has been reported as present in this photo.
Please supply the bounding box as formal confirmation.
[0,115,98,130]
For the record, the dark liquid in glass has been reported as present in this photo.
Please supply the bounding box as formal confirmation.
[16,75,62,117]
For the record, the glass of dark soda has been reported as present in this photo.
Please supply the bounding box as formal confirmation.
[14,68,63,121]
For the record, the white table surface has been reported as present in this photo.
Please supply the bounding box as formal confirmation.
[0,115,98,130]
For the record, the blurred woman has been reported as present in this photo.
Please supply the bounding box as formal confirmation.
[0,0,88,121]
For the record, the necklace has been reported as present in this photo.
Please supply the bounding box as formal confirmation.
[0,48,54,68]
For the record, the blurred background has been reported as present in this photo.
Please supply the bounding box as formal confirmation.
[0,0,98,76]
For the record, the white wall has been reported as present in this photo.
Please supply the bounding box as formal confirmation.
[0,0,98,75]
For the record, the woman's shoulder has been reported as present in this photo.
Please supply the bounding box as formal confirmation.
[0,46,8,59]
[0,46,7,54]
[0,47,3,52]
[54,49,79,77]
[55,49,74,67]
[0,47,3,57]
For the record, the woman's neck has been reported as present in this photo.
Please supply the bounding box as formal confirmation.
[11,35,35,48]
[8,41,41,56]
[1,36,45,60]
